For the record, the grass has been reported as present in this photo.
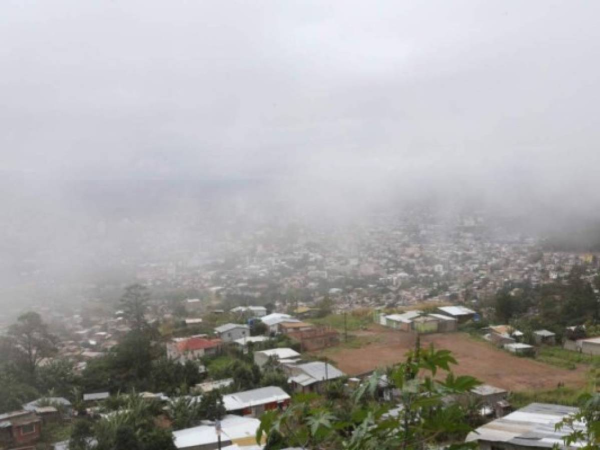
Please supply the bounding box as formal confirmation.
[538,347,600,367]
[207,356,237,379]
[536,355,577,370]
[510,386,589,408]
[309,312,372,332]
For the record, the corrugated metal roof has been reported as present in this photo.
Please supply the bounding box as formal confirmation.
[223,386,290,411]
[256,348,300,360]
[215,323,249,333]
[466,403,581,447]
[438,306,476,316]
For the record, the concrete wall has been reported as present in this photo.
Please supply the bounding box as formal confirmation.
[582,341,600,356]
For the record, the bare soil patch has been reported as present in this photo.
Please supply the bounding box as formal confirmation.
[314,326,588,391]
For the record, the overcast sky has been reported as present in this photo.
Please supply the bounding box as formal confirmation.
[1,0,600,206]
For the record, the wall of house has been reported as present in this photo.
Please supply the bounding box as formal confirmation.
[13,422,41,446]
[220,327,248,343]
[582,341,600,355]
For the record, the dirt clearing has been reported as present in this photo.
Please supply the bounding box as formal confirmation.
[313,326,588,391]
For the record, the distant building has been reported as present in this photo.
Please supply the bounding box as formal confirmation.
[261,313,300,334]
[254,348,301,368]
[503,342,535,356]
[533,330,556,346]
[279,321,314,335]
[230,306,267,317]
[376,310,457,334]
[437,305,476,322]
[167,335,222,362]
[214,323,250,343]
[83,392,110,403]
[287,361,346,393]
[466,403,581,449]
[185,299,202,313]
[288,327,340,351]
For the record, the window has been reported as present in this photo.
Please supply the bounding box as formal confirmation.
[20,423,36,435]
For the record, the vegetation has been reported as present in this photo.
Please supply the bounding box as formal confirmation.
[310,310,372,332]
[258,343,482,449]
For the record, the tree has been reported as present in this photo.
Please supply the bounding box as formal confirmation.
[251,321,269,336]
[198,390,226,421]
[121,284,150,332]
[5,312,57,378]
[494,292,517,323]
[556,393,600,449]
[91,394,176,450]
[168,396,203,431]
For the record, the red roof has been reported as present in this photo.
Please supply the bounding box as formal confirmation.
[177,337,222,352]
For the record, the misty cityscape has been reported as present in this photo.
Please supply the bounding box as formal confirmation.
[1,2,600,450]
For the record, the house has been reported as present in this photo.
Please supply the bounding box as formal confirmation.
[230,306,267,318]
[503,343,535,356]
[470,385,510,417]
[486,325,519,346]
[260,313,300,334]
[223,386,291,417]
[426,314,458,333]
[232,336,270,348]
[195,378,234,393]
[173,414,262,450]
[287,327,340,351]
[185,318,203,326]
[568,336,600,355]
[533,329,556,346]
[379,311,457,334]
[381,311,422,331]
[23,397,73,418]
[287,361,346,393]
[437,306,476,322]
[254,348,301,368]
[279,321,314,335]
[185,299,203,313]
[0,410,42,448]
[83,392,110,403]
[465,403,581,449]
[167,336,222,362]
[214,324,250,343]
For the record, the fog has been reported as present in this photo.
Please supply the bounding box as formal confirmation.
[2,1,600,310]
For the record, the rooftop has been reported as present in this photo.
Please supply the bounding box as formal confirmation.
[177,337,222,352]
[215,323,250,333]
[438,305,476,316]
[223,386,290,411]
[256,348,300,360]
[466,403,581,448]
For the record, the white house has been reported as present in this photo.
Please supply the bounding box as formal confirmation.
[214,323,250,343]
[254,348,301,368]
[260,313,300,334]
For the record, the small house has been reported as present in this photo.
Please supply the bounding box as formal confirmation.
[166,336,222,363]
[0,410,42,448]
[503,342,535,356]
[437,306,476,323]
[223,386,291,417]
[214,323,250,343]
[287,361,346,394]
[533,330,556,346]
[254,348,301,368]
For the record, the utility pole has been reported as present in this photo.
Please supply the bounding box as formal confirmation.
[344,311,348,342]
